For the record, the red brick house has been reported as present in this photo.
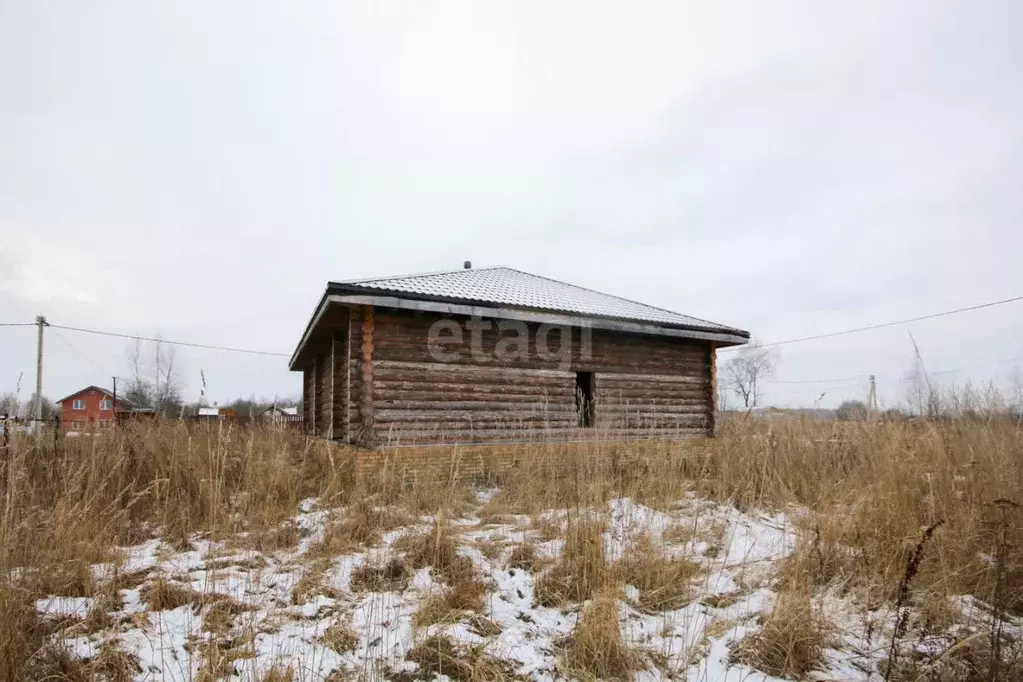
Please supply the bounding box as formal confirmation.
[57,386,134,431]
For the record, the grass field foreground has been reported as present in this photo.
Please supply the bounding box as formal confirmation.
[0,414,1020,680]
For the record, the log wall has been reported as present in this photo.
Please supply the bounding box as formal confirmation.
[315,352,330,438]
[302,363,315,435]
[332,331,349,441]
[342,307,713,446]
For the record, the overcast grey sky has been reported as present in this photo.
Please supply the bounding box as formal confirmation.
[1,0,1021,409]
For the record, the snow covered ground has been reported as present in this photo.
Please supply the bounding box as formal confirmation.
[36,490,1020,681]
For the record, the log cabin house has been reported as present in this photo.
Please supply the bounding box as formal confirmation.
[289,266,749,446]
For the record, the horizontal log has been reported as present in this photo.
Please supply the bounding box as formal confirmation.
[376,427,709,444]
[372,342,708,363]
[373,354,707,376]
[370,328,705,354]
[596,372,707,385]
[374,400,577,411]
[378,421,579,433]
[375,392,575,406]
[600,412,708,422]
[375,409,578,423]
[599,419,708,429]
[597,387,709,400]
[379,420,707,435]
[598,404,709,414]
[374,359,574,379]
[374,365,705,387]
[377,393,573,406]
[374,371,573,385]
[373,378,574,392]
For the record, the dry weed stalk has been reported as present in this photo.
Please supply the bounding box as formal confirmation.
[562,593,640,680]
[885,519,944,680]
[535,515,609,607]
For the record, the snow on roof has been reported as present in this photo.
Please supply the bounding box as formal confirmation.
[333,266,744,333]
[260,405,299,416]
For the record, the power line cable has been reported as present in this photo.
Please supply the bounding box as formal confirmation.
[764,375,866,385]
[49,323,290,357]
[51,329,123,379]
[35,291,1023,364]
[0,322,36,327]
[721,294,1023,351]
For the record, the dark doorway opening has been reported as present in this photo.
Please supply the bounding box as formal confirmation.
[575,372,595,428]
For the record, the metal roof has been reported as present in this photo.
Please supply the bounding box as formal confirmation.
[332,266,745,334]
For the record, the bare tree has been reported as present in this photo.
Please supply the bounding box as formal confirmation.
[716,378,730,412]
[1009,366,1023,422]
[723,342,778,409]
[836,400,869,421]
[152,339,181,411]
[2,372,24,417]
[124,340,153,407]
[0,392,21,417]
[25,393,58,420]
[903,360,943,417]
[123,338,183,413]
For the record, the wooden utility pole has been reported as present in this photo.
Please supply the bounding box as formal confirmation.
[34,315,47,436]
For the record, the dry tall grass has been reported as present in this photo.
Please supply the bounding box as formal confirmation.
[1,412,1021,679]
[562,592,640,680]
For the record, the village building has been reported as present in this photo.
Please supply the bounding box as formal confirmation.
[289,266,749,446]
[259,405,300,424]
[57,385,134,431]
[194,406,238,421]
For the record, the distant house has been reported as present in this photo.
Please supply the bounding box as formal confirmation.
[57,386,134,431]
[194,406,238,422]
[259,405,300,424]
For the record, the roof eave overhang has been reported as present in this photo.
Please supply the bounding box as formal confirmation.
[288,289,332,370]
[289,293,749,369]
[57,385,124,404]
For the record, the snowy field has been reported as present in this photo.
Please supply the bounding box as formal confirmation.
[36,489,1019,681]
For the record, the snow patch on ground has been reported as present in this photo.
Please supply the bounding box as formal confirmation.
[34,492,1021,681]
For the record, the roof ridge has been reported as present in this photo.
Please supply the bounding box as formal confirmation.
[336,265,506,286]
[500,268,743,333]
[56,384,124,403]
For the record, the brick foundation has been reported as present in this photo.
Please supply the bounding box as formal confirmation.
[335,437,713,488]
